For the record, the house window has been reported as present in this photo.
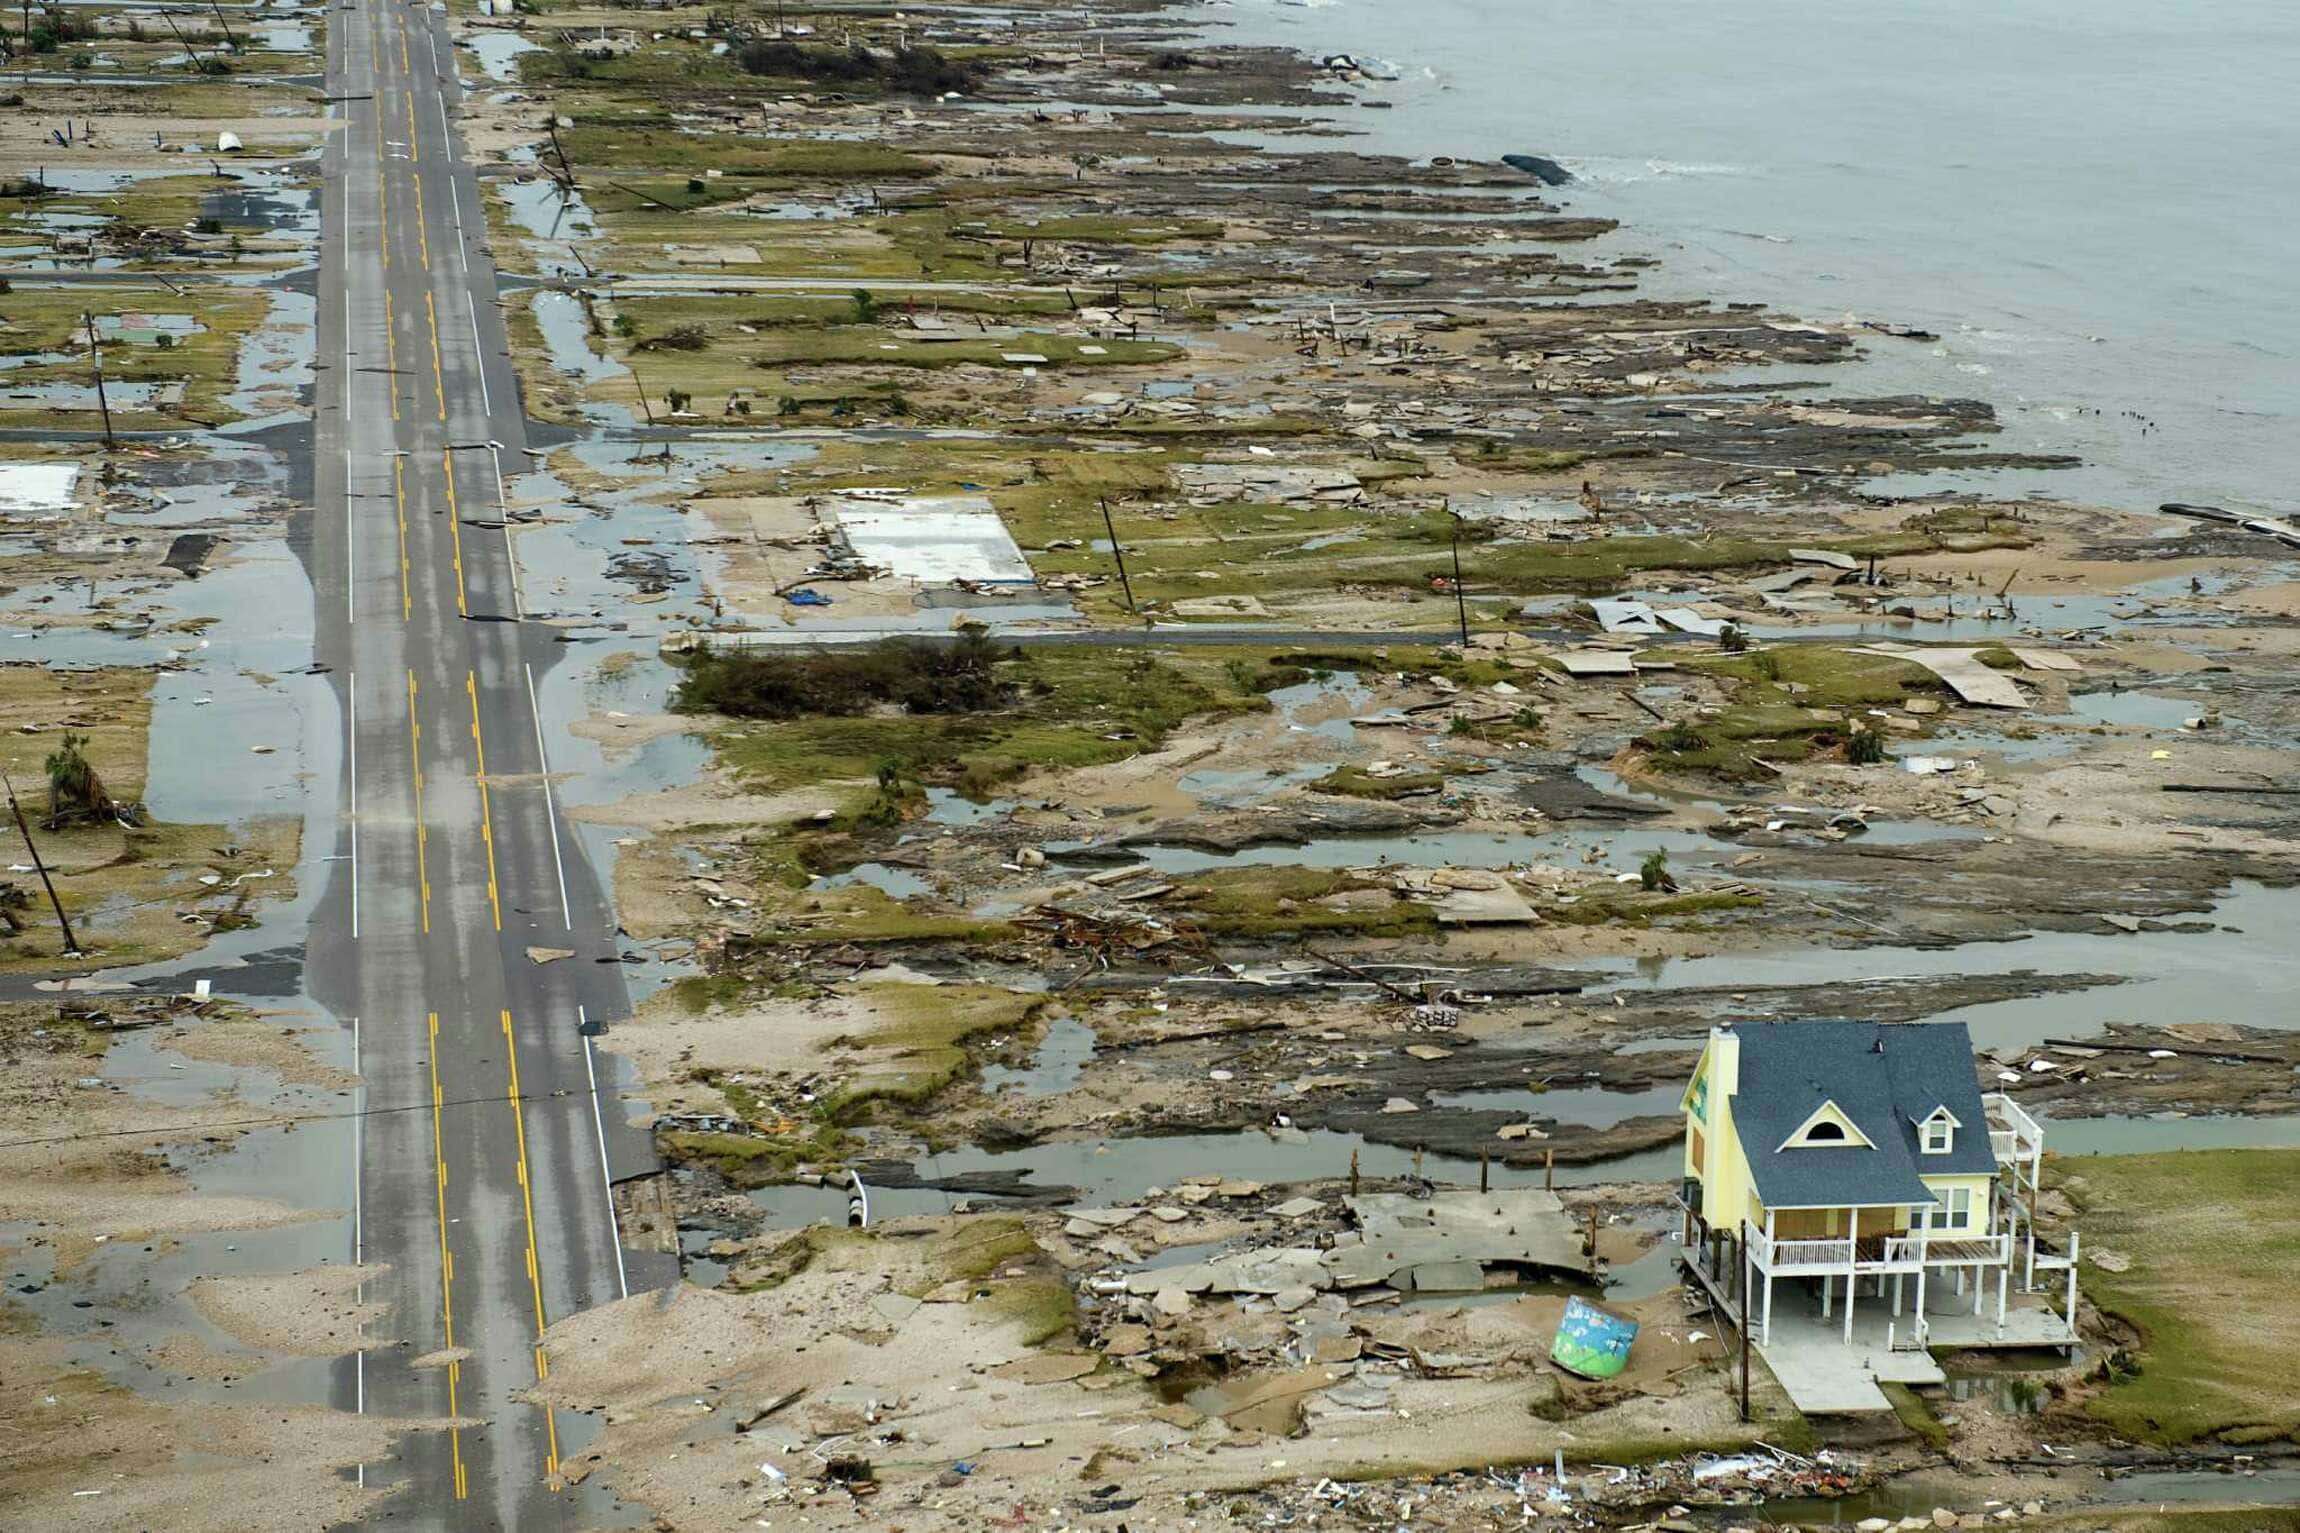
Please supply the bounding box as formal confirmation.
[1921,1186,1972,1232]
[1921,1116,1954,1154]
[1801,1119,1848,1143]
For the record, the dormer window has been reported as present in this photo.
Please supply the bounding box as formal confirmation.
[1780,1100,1873,1151]
[1919,1107,1957,1154]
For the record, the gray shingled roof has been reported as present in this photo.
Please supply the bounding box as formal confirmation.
[1728,1020,1997,1211]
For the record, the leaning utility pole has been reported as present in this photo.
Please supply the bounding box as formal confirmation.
[81,310,114,449]
[1097,494,1136,613]
[3,768,79,956]
[1446,504,1470,646]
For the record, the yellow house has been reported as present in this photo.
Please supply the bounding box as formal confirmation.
[1676,1019,2071,1352]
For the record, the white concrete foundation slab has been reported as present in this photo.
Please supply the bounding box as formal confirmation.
[1757,1282,2074,1415]
[834,493,1033,585]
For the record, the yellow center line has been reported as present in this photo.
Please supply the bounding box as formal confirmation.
[442,449,466,615]
[405,93,419,159]
[425,290,447,423]
[427,1011,467,1501]
[407,670,429,933]
[502,1008,560,1480]
[378,166,388,270]
[383,289,399,422]
[413,174,430,271]
[466,672,502,931]
[394,455,410,622]
[399,16,411,76]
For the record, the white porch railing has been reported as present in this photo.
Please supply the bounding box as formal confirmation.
[1748,1228,2013,1275]
[1884,1231,2011,1268]
[1983,1091,2046,1165]
[1748,1232,1853,1272]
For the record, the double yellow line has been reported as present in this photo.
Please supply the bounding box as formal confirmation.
[426,1010,468,1501]
[466,671,501,930]
[406,670,429,932]
[502,1007,561,1479]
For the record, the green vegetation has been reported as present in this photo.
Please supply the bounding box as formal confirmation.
[558,124,935,180]
[1166,866,1437,940]
[1637,645,1942,781]
[819,982,1049,1120]
[1311,764,1448,800]
[734,39,984,96]
[675,631,1015,720]
[1882,1381,1951,1450]
[0,283,271,429]
[2063,1149,2300,1445]
[698,644,1294,808]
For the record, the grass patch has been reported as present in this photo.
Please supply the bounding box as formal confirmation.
[1538,889,1764,927]
[1167,865,1438,940]
[558,124,935,179]
[1639,644,1944,781]
[700,644,1292,808]
[1882,1381,1952,1450]
[0,666,296,970]
[818,982,1048,1120]
[0,282,270,429]
[2062,1148,2300,1445]
[1311,764,1448,800]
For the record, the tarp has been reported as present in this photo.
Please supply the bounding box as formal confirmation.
[1551,1295,1638,1379]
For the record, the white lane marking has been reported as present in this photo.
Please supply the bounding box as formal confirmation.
[353,1009,365,1487]
[348,676,360,939]
[580,1010,631,1301]
[492,445,524,619]
[465,287,491,416]
[450,175,469,274]
[524,661,571,927]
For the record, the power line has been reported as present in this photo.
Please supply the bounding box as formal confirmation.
[0,1082,645,1151]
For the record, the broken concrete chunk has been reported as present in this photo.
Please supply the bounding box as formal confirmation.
[1270,1196,1324,1219]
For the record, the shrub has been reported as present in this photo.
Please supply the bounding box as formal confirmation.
[673,631,1018,720]
[1652,721,1708,753]
[1639,849,1670,891]
[1845,725,1887,765]
[638,323,709,352]
[734,39,983,96]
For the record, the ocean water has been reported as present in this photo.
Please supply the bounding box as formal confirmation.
[1195,0,2299,518]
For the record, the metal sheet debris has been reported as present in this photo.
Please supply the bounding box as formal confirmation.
[1856,644,2032,709]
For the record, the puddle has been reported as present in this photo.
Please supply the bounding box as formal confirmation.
[1427,1081,1685,1125]
[530,289,629,389]
[926,786,1015,825]
[498,175,597,245]
[465,30,542,81]
[979,1015,1096,1097]
[810,862,932,899]
[1591,879,2300,1057]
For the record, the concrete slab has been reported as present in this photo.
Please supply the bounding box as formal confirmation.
[833,492,1034,585]
[1755,1280,2073,1414]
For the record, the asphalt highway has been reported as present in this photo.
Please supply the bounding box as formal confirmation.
[306,3,662,1524]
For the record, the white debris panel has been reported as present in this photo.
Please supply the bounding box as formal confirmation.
[832,493,1034,585]
[0,462,79,515]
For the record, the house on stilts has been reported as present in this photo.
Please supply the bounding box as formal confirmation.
[1676,1019,2080,1413]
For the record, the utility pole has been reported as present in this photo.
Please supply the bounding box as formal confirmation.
[3,769,78,956]
[81,310,113,450]
[1737,1218,1753,1422]
[1097,494,1135,613]
[1447,504,1469,646]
